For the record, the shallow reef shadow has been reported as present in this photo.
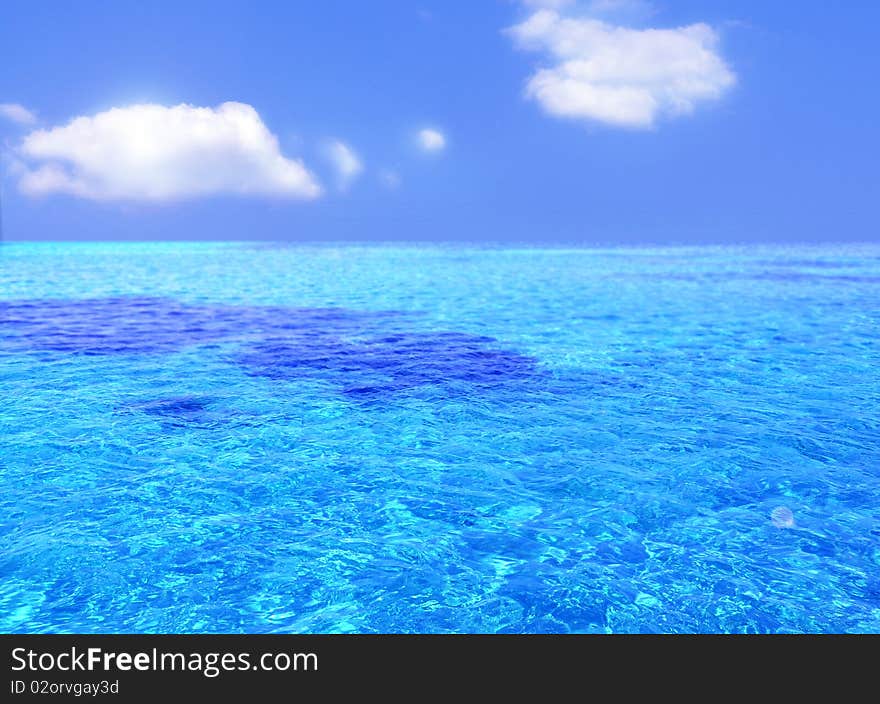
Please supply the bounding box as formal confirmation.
[1,295,539,400]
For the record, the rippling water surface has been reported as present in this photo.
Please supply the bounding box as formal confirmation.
[1,242,878,633]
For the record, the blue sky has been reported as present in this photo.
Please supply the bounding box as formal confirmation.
[1,0,878,244]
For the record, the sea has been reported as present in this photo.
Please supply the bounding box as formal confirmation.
[1,242,878,633]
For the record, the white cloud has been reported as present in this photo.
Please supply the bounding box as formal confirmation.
[17,102,321,201]
[507,9,735,129]
[584,0,650,16]
[0,103,37,125]
[516,1,652,20]
[379,169,401,189]
[417,128,446,152]
[324,139,363,190]
[520,0,574,7]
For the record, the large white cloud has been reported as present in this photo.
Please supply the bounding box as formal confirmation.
[0,103,36,125]
[17,102,321,201]
[507,9,735,128]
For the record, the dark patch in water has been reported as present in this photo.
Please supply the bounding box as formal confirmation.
[128,395,211,417]
[238,330,536,394]
[749,272,880,284]
[644,271,880,284]
[753,259,863,269]
[1,296,536,398]
[0,296,402,355]
[117,395,217,427]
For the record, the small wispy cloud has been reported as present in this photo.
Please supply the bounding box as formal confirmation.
[417,127,446,152]
[379,169,401,189]
[582,0,652,19]
[324,139,363,191]
[519,0,574,8]
[0,103,37,126]
[516,1,651,19]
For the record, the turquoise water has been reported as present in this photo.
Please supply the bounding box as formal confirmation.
[1,242,879,633]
